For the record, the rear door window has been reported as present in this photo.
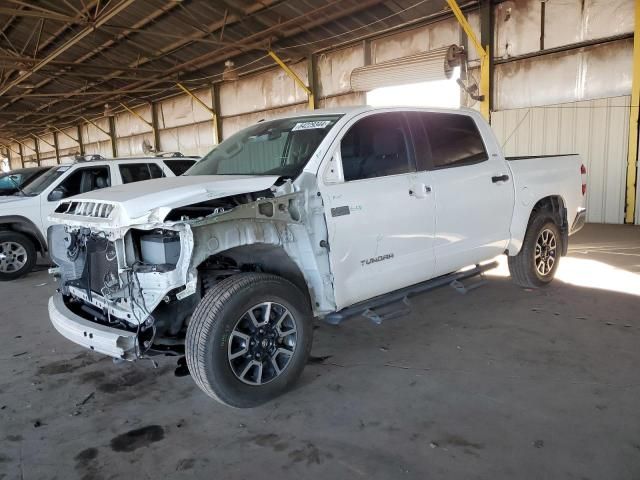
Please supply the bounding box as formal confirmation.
[420,113,487,168]
[163,159,196,176]
[119,163,165,184]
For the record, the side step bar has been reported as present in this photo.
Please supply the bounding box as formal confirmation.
[323,261,498,325]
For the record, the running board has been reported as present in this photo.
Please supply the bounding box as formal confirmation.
[323,261,498,325]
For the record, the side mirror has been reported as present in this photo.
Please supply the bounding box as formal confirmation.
[48,187,65,202]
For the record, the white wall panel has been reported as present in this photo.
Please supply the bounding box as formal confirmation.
[492,96,630,224]
[8,146,21,170]
[40,157,58,167]
[83,141,112,158]
[159,121,215,157]
[220,62,308,117]
[57,128,79,150]
[38,133,55,154]
[495,0,633,60]
[116,132,155,157]
[115,104,152,136]
[158,88,212,129]
[317,45,364,97]
[371,18,459,65]
[317,92,365,109]
[495,39,632,110]
[81,118,110,143]
[221,104,308,139]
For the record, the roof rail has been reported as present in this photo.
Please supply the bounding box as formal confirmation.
[155,152,185,158]
[74,153,106,162]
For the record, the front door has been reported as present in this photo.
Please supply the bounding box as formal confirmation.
[41,165,112,232]
[319,111,436,310]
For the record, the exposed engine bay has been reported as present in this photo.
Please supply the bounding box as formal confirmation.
[47,178,334,360]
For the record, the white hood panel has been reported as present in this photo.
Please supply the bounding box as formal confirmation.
[52,175,280,227]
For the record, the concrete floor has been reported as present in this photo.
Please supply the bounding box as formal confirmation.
[0,224,639,480]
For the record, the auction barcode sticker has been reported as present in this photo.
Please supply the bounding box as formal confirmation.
[292,120,332,131]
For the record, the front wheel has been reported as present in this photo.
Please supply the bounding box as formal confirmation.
[0,231,36,281]
[185,273,313,408]
[508,214,562,288]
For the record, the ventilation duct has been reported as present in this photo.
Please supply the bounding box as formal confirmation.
[350,45,464,92]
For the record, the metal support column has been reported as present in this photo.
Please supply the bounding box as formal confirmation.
[53,131,60,163]
[32,135,42,166]
[77,125,85,155]
[268,50,314,110]
[211,83,223,144]
[446,0,491,121]
[151,102,161,151]
[625,0,640,223]
[18,142,24,168]
[108,116,118,157]
[308,54,318,109]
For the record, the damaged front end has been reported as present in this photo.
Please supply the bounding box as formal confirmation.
[46,176,334,361]
[48,213,194,360]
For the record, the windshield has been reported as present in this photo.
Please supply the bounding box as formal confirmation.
[186,115,342,177]
[22,166,68,196]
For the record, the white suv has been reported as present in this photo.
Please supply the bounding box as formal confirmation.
[0,154,198,280]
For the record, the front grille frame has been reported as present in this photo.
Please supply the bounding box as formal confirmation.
[55,200,115,219]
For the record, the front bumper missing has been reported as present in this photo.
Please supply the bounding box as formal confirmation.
[48,293,138,360]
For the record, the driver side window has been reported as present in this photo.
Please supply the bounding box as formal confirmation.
[340,113,414,181]
[48,166,111,201]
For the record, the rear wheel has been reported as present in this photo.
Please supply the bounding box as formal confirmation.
[508,214,562,288]
[186,273,313,408]
[0,231,36,281]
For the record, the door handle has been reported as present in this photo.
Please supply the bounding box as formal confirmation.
[491,174,509,183]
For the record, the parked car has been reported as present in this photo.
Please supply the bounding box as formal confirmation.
[0,167,51,196]
[46,106,587,407]
[0,154,198,280]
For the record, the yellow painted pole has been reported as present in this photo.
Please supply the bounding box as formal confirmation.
[10,137,37,154]
[32,133,55,149]
[119,102,157,148]
[446,0,490,121]
[267,50,314,110]
[81,116,111,137]
[49,125,79,145]
[176,83,219,144]
[119,103,153,128]
[0,143,21,157]
[624,0,640,223]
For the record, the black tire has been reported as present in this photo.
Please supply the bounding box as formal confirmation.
[0,231,37,281]
[508,213,562,288]
[186,273,313,408]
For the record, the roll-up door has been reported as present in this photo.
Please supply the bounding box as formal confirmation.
[350,45,462,92]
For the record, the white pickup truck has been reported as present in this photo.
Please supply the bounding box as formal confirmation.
[46,106,587,407]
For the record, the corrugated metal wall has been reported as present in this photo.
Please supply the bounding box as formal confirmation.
[492,96,630,224]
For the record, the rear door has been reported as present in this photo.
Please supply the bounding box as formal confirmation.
[117,162,165,184]
[421,111,514,276]
[319,111,436,309]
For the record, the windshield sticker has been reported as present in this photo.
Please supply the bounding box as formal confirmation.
[56,166,70,172]
[292,120,332,131]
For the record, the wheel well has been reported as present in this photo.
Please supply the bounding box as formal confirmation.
[198,244,312,306]
[0,221,45,253]
[528,195,568,255]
